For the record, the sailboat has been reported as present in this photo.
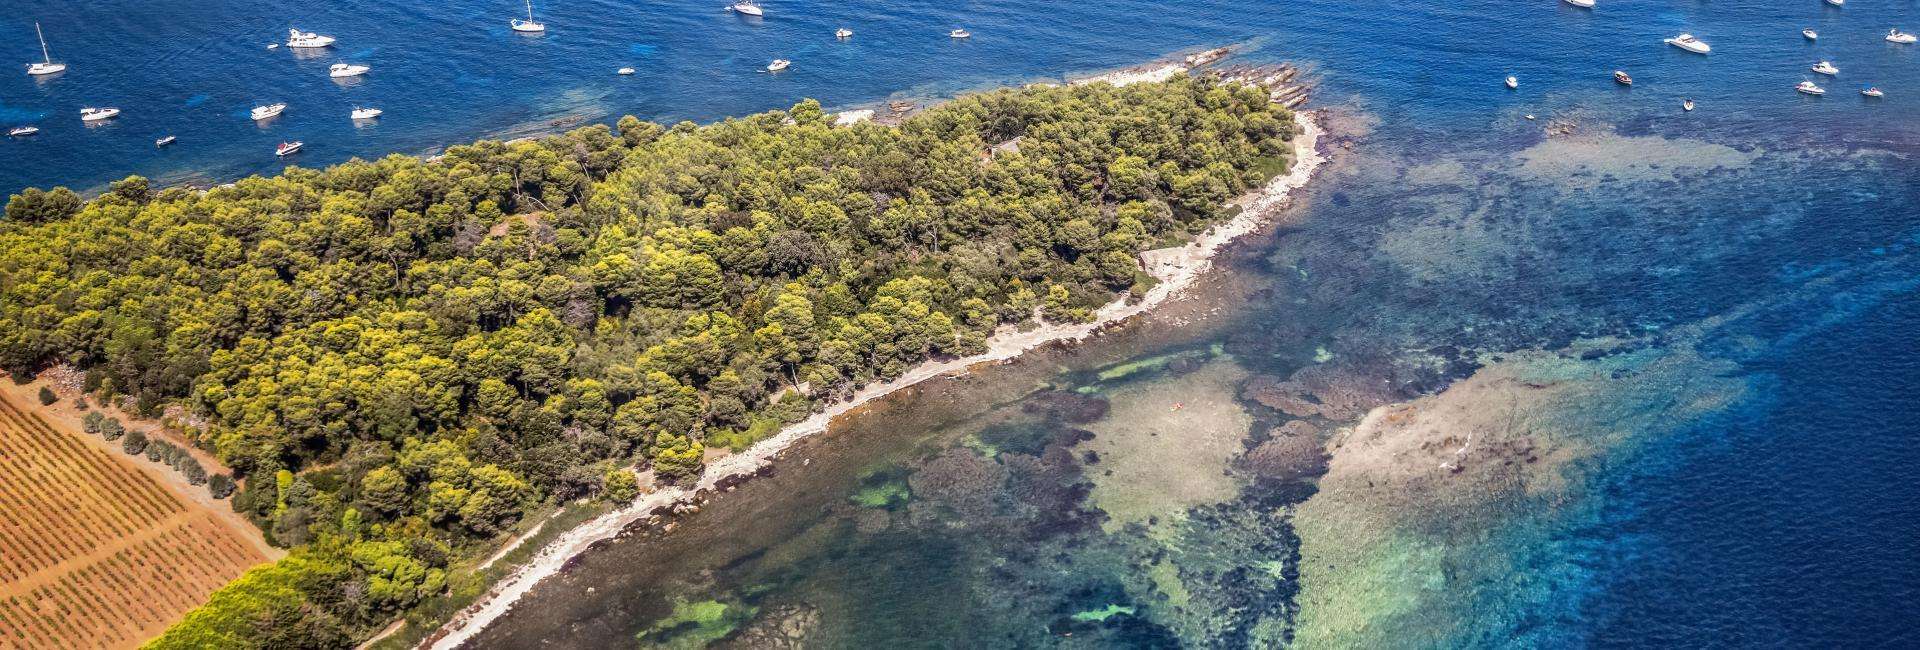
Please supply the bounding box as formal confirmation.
[511,0,547,32]
[26,22,66,76]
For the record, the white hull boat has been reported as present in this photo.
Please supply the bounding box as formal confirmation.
[1665,34,1711,54]
[512,0,545,32]
[728,1,763,16]
[1797,81,1825,96]
[26,23,65,76]
[836,28,853,39]
[251,103,287,120]
[1682,98,1695,112]
[155,135,176,147]
[617,67,635,75]
[1564,0,1595,8]
[767,59,790,72]
[1505,75,1517,89]
[1889,30,1917,44]
[276,141,303,156]
[950,29,971,38]
[9,126,38,136]
[1861,87,1882,98]
[1803,29,1818,40]
[80,107,120,122]
[1825,0,1843,6]
[351,107,382,120]
[329,63,370,78]
[1811,61,1838,75]
[287,28,336,48]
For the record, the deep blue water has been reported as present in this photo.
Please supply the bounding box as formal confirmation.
[8,1,1920,647]
[4,0,1918,194]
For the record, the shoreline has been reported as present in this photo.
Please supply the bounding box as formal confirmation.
[422,103,1325,650]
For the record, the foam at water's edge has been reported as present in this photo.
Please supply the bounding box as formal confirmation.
[425,109,1326,650]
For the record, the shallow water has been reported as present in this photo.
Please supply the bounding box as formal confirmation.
[13,0,1920,647]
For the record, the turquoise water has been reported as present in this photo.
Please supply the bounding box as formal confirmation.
[9,0,1920,647]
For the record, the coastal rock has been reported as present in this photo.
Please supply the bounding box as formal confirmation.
[1240,363,1397,421]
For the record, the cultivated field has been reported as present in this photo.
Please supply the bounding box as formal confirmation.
[0,390,270,649]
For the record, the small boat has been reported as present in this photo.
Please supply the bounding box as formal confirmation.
[1682,98,1695,111]
[276,141,304,156]
[836,28,853,39]
[1861,86,1883,98]
[1505,75,1518,89]
[26,23,66,76]
[727,0,763,16]
[155,135,177,147]
[1613,70,1632,86]
[950,28,971,38]
[329,63,370,78]
[511,0,546,32]
[267,43,280,50]
[1825,0,1843,6]
[1803,29,1818,40]
[9,126,38,136]
[1524,114,1536,120]
[1664,33,1711,54]
[251,103,287,120]
[617,67,635,75]
[1797,80,1826,96]
[1811,61,1838,75]
[79,107,120,122]
[351,107,382,120]
[1889,29,1918,44]
[286,27,336,48]
[767,58,790,72]
[1564,0,1595,7]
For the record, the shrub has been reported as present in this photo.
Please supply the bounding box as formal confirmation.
[82,411,105,434]
[101,418,125,441]
[146,440,168,462]
[183,459,208,485]
[208,474,235,499]
[36,386,56,406]
[74,397,89,410]
[122,430,148,455]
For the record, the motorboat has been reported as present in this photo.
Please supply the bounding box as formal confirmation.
[251,103,287,120]
[276,141,304,156]
[950,28,971,38]
[836,28,853,39]
[1811,61,1838,75]
[1664,33,1711,54]
[79,107,120,122]
[767,58,790,72]
[329,63,370,78]
[617,67,635,75]
[286,27,336,48]
[1613,70,1632,85]
[9,126,38,136]
[1505,75,1518,89]
[26,23,65,76]
[155,135,177,147]
[1825,0,1843,6]
[1889,29,1918,44]
[1682,98,1695,112]
[1524,114,1536,120]
[351,107,382,119]
[1861,86,1883,98]
[511,0,546,32]
[1564,0,1595,7]
[1797,80,1825,96]
[728,1,763,16]
[1803,29,1818,40]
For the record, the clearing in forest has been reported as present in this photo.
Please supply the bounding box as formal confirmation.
[0,390,271,649]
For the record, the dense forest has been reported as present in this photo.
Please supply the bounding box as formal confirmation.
[0,75,1295,646]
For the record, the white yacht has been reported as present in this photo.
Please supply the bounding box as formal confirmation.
[836,28,853,39]
[1803,29,1818,40]
[155,135,177,147]
[79,107,120,122]
[767,58,790,72]
[1811,61,1838,75]
[1505,75,1518,89]
[617,67,636,75]
[1889,29,1918,44]
[1861,86,1882,98]
[286,27,336,48]
[9,125,38,136]
[950,28,971,38]
[26,23,65,76]
[511,0,546,32]
[1664,33,1711,54]
[1797,80,1825,96]
[1564,0,1595,8]
[329,63,370,78]
[728,1,763,16]
[276,141,304,156]
[351,107,383,120]
[251,103,287,120]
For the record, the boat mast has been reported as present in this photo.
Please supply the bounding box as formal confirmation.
[35,22,52,64]
[525,0,535,22]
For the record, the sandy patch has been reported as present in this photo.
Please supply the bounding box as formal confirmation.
[1076,359,1252,534]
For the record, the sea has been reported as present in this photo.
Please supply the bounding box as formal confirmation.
[9,1,1919,648]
